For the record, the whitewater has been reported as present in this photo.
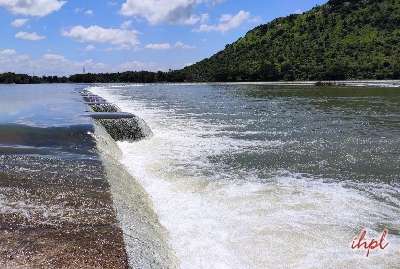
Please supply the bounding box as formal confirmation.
[90,83,400,269]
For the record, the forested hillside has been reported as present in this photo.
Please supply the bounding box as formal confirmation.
[2,0,400,84]
[184,0,400,81]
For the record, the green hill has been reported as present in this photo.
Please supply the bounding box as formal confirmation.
[184,0,400,81]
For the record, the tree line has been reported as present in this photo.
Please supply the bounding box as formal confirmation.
[184,0,400,81]
[0,71,189,84]
[1,0,400,84]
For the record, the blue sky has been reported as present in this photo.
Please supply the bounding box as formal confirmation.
[0,0,327,75]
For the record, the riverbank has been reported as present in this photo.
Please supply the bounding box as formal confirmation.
[1,70,400,86]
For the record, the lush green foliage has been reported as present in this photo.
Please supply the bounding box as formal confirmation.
[0,71,187,84]
[184,0,400,81]
[2,0,399,83]
[0,73,69,84]
[69,71,186,83]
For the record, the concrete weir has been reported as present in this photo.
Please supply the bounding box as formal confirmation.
[83,89,177,268]
[0,86,129,268]
[0,86,175,268]
[82,90,153,142]
[0,151,129,268]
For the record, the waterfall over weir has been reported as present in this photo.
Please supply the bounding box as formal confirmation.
[81,89,177,269]
[81,90,153,142]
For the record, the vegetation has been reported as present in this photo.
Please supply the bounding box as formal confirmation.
[0,71,187,84]
[1,0,400,83]
[69,71,186,83]
[0,73,69,84]
[184,0,400,81]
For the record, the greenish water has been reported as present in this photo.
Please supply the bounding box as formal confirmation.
[0,83,399,268]
[92,84,400,269]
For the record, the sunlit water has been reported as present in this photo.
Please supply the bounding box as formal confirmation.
[91,84,400,269]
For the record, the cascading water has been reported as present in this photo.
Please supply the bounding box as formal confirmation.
[90,83,400,269]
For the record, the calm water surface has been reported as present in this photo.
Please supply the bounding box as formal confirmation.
[0,84,94,155]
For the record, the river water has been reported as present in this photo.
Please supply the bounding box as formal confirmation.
[0,84,130,267]
[90,83,400,269]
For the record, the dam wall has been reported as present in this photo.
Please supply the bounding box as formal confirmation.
[0,85,176,268]
[0,85,129,268]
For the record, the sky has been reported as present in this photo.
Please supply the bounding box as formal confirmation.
[0,0,327,75]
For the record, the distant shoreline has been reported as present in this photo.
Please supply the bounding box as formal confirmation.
[1,72,400,86]
[1,77,400,88]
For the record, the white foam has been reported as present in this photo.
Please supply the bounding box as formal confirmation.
[90,86,400,269]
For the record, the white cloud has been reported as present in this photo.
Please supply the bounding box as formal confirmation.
[0,0,66,17]
[0,49,17,56]
[181,14,201,25]
[121,0,196,24]
[118,60,162,72]
[145,41,195,50]
[15,31,46,41]
[121,20,133,29]
[11,18,29,28]
[75,8,94,16]
[208,0,225,5]
[42,53,65,61]
[120,0,218,25]
[0,49,168,75]
[145,43,172,50]
[174,41,195,49]
[181,13,209,25]
[84,9,93,15]
[62,25,139,49]
[200,13,209,23]
[195,10,250,33]
[35,56,107,75]
[84,44,96,51]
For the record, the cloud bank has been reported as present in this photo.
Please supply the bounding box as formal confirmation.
[0,48,167,75]
[11,18,29,28]
[120,0,220,25]
[62,25,140,49]
[195,10,250,32]
[15,31,46,41]
[0,0,66,17]
[145,41,195,50]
